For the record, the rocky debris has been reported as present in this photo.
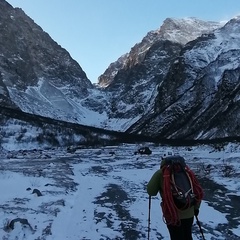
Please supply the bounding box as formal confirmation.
[6,218,34,231]
[135,147,152,155]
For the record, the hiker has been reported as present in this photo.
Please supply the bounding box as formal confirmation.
[147,155,204,240]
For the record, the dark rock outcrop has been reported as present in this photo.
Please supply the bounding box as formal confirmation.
[0,0,93,122]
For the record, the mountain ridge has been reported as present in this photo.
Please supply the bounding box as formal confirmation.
[0,0,240,149]
[127,17,240,139]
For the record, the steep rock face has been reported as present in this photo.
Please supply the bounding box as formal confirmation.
[0,70,19,109]
[97,18,221,130]
[98,18,221,87]
[127,17,240,139]
[0,0,100,123]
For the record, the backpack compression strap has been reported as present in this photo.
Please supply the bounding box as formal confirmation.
[171,168,195,210]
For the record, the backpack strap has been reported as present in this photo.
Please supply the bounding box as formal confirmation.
[185,171,194,198]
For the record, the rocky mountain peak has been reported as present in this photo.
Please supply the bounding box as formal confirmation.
[98,17,221,88]
[221,15,240,33]
[158,17,222,45]
[127,17,240,139]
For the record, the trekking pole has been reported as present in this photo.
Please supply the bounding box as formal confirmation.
[147,195,151,240]
[195,215,206,240]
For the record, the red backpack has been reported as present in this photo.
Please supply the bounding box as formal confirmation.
[161,156,203,225]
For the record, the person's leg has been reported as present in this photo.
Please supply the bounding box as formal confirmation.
[167,217,194,240]
[181,217,194,240]
[167,224,185,240]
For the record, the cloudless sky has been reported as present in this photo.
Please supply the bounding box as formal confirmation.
[6,0,240,83]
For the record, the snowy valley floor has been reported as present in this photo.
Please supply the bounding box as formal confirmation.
[0,143,240,240]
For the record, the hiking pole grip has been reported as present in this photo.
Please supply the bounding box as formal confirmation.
[195,215,206,240]
[148,195,151,240]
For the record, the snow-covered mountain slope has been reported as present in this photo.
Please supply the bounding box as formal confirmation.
[0,0,110,126]
[96,18,222,131]
[127,16,240,139]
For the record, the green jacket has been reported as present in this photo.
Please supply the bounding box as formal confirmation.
[147,168,200,219]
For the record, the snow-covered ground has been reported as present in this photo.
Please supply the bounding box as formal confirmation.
[0,143,239,239]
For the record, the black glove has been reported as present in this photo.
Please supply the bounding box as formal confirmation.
[194,209,199,217]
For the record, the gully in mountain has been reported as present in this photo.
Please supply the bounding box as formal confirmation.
[147,154,204,240]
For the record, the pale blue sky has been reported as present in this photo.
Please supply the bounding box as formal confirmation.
[6,0,240,83]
